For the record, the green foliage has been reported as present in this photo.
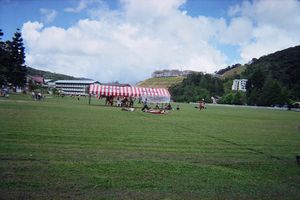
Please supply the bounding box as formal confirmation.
[169,73,224,102]
[26,67,80,81]
[0,29,27,86]
[0,29,10,85]
[51,88,59,95]
[170,45,300,105]
[232,91,246,105]
[218,91,246,105]
[247,88,258,105]
[218,92,234,104]
[243,45,300,103]
[260,77,288,106]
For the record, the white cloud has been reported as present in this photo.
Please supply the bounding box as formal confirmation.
[22,0,300,84]
[64,0,100,13]
[40,8,57,24]
[23,0,227,83]
[226,0,300,62]
[219,17,253,45]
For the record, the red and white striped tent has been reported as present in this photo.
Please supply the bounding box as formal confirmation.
[89,84,171,103]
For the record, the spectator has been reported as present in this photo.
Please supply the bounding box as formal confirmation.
[142,98,149,111]
[199,99,206,110]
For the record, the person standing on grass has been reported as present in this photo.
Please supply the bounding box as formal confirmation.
[142,98,149,111]
[116,97,122,107]
[32,91,35,100]
[129,96,134,107]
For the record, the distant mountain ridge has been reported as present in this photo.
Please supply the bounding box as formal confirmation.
[27,67,91,81]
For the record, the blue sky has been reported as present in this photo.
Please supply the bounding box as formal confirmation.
[1,0,238,39]
[1,0,300,83]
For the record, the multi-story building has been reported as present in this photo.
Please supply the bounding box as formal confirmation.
[232,79,248,92]
[55,80,99,95]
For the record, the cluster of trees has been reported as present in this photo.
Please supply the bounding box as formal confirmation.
[0,29,27,87]
[27,67,79,81]
[169,72,247,105]
[243,45,300,105]
[170,45,300,106]
[169,73,224,102]
[244,67,288,106]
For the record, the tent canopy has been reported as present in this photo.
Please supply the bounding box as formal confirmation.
[89,84,171,103]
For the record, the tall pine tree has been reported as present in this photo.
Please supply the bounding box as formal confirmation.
[9,29,27,86]
[0,29,9,86]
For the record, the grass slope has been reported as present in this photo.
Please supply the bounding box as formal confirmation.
[137,76,185,88]
[221,65,246,79]
[0,95,300,199]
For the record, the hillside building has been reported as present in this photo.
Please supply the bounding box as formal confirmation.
[55,80,99,95]
[152,69,199,78]
[232,79,248,92]
[27,76,44,85]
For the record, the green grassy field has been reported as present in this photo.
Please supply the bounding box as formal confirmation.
[1,94,300,199]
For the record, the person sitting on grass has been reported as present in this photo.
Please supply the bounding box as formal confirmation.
[122,107,135,112]
[165,103,172,110]
[145,108,168,114]
[199,99,206,110]
[155,103,160,109]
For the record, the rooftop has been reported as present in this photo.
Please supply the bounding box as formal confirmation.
[55,80,99,84]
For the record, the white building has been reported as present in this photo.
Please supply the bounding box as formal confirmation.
[232,79,248,92]
[151,69,199,78]
[55,80,99,95]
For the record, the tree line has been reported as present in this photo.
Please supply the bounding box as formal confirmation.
[170,45,300,106]
[0,29,27,87]
[170,73,224,103]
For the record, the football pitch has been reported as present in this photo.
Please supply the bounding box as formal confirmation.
[0,95,300,199]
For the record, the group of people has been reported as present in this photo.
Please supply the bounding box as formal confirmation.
[97,95,182,114]
[101,96,135,108]
[31,91,43,101]
[0,88,9,98]
[116,96,135,107]
[141,98,179,114]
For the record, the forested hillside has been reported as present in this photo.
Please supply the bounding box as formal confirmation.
[243,45,300,105]
[27,67,89,81]
[169,73,223,102]
[170,45,300,105]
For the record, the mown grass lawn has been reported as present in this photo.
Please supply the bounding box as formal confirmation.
[0,94,300,199]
